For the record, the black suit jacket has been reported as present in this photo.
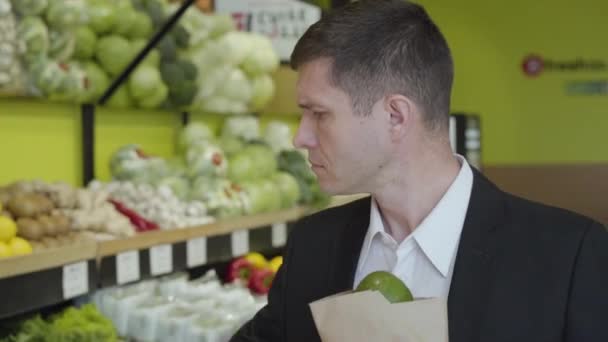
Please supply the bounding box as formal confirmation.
[231,170,608,341]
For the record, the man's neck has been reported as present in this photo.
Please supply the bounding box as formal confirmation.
[371,149,462,243]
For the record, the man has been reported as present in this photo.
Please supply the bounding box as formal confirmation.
[231,1,608,341]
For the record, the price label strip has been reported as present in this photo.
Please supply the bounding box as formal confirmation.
[116,250,140,285]
[62,261,89,300]
[187,237,207,268]
[232,230,249,257]
[272,222,288,247]
[150,244,173,276]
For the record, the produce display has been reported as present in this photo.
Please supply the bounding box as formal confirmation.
[0,304,118,341]
[105,116,325,224]
[226,252,283,295]
[1,0,279,113]
[93,269,267,341]
[0,179,136,255]
[0,0,25,96]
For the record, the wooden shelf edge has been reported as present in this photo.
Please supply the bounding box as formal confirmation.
[0,240,97,279]
[97,205,310,257]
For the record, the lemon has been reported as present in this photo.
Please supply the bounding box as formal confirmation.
[0,241,12,258]
[0,216,17,242]
[9,237,33,256]
[269,256,283,273]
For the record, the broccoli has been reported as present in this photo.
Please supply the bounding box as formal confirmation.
[160,62,185,87]
[170,80,196,107]
[176,59,198,81]
[158,35,177,62]
[172,24,190,48]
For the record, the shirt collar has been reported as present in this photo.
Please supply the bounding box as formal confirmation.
[414,155,473,276]
[357,155,474,277]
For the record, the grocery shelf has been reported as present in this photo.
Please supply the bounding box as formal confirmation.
[0,195,367,319]
[0,241,98,320]
[0,240,97,279]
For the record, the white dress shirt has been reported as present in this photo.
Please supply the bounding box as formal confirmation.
[353,155,474,299]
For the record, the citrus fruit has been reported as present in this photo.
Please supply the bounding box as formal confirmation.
[9,237,33,256]
[0,216,17,242]
[0,241,12,258]
[355,271,413,303]
[269,256,283,273]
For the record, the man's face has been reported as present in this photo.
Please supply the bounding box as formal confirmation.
[294,58,391,195]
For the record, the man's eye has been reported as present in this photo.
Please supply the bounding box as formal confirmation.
[313,111,326,118]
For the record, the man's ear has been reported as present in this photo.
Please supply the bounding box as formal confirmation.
[384,94,413,140]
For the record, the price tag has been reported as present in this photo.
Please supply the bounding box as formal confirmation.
[187,237,207,268]
[231,230,249,257]
[116,250,140,285]
[272,222,288,247]
[62,261,88,299]
[150,244,173,276]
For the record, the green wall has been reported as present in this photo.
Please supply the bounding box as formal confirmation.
[417,0,608,164]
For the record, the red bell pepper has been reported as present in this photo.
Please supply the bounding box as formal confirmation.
[248,268,275,295]
[108,199,159,232]
[226,257,254,284]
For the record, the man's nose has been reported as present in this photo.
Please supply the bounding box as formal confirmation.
[293,116,318,149]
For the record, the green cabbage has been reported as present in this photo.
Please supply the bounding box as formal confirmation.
[131,39,160,67]
[250,74,275,111]
[128,11,153,39]
[87,0,117,34]
[222,116,260,142]
[217,31,255,66]
[17,16,49,62]
[112,0,137,36]
[73,26,97,60]
[240,34,279,76]
[216,68,252,103]
[106,85,134,108]
[95,35,132,76]
[10,0,48,16]
[128,65,162,99]
[82,62,110,102]
[49,30,76,62]
[186,143,227,178]
[177,122,215,153]
[137,82,168,109]
[45,0,87,30]
[272,172,301,208]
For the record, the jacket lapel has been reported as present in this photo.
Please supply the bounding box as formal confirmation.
[448,169,505,342]
[326,197,371,294]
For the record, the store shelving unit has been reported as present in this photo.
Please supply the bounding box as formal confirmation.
[0,194,366,320]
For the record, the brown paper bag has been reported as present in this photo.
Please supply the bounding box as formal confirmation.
[309,291,448,342]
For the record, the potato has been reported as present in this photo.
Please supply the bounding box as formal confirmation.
[38,215,57,237]
[41,237,60,250]
[50,213,71,234]
[31,194,54,213]
[7,195,39,218]
[17,217,44,240]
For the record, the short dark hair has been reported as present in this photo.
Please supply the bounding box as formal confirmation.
[291,0,453,131]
